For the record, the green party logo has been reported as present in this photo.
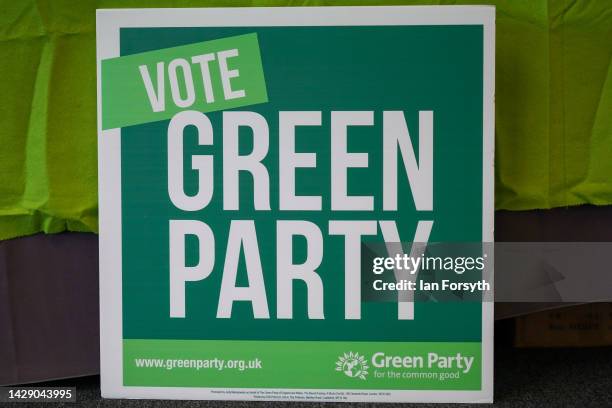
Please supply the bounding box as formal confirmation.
[335,352,369,380]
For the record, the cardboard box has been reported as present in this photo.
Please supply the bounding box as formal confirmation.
[516,303,612,348]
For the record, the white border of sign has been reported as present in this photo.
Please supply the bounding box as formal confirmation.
[97,6,494,403]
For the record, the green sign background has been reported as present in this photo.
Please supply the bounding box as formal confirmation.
[120,26,484,345]
[124,340,481,390]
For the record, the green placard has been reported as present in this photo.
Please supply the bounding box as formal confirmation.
[97,6,494,403]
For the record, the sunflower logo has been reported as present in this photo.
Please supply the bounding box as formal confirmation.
[335,352,369,380]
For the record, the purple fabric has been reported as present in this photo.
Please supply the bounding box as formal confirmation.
[0,233,99,385]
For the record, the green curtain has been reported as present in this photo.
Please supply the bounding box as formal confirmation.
[1,0,611,240]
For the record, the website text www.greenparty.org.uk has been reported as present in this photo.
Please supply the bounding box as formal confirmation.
[133,357,263,371]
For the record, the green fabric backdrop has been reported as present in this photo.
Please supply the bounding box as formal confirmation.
[1,0,611,240]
